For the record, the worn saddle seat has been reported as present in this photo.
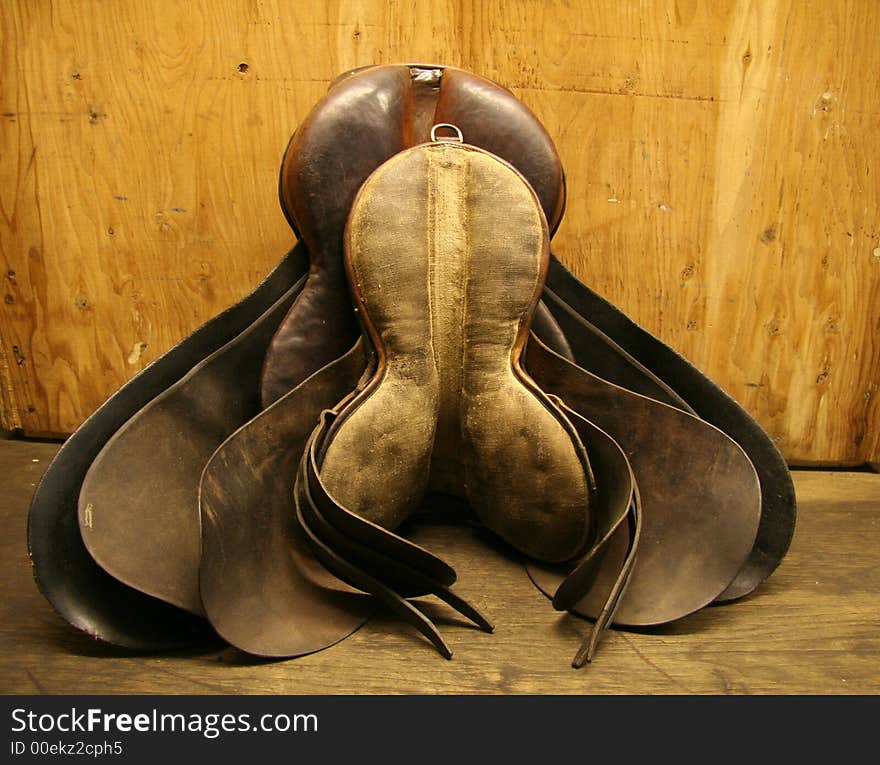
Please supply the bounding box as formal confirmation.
[319,143,590,560]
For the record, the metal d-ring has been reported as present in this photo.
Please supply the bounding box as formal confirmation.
[430,123,464,143]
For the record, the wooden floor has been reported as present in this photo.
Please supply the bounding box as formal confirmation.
[1,438,877,695]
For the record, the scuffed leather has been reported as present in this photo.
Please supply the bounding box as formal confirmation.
[320,143,591,562]
[261,63,569,406]
[28,63,793,670]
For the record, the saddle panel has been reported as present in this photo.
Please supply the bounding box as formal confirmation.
[319,143,592,563]
[319,148,439,529]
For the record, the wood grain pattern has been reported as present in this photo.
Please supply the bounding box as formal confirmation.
[1,1,877,462]
[2,440,878,694]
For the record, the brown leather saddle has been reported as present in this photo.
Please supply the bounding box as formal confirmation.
[28,64,796,667]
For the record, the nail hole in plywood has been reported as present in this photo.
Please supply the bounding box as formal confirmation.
[127,341,147,365]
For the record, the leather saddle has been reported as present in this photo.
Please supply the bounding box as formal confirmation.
[28,64,796,667]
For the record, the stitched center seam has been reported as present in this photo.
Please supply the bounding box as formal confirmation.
[427,147,468,493]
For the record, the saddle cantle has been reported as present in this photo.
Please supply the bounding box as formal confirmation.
[261,64,569,407]
[28,63,795,668]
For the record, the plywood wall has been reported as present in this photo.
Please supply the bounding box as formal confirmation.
[1,0,877,464]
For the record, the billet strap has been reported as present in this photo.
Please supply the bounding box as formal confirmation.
[301,413,492,630]
[295,411,493,657]
[551,401,642,667]
[298,476,493,633]
[294,464,453,659]
[571,499,640,668]
[305,409,459,586]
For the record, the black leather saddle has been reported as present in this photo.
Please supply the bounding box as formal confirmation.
[28,64,796,667]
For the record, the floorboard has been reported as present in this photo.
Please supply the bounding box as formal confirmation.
[1,440,877,694]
